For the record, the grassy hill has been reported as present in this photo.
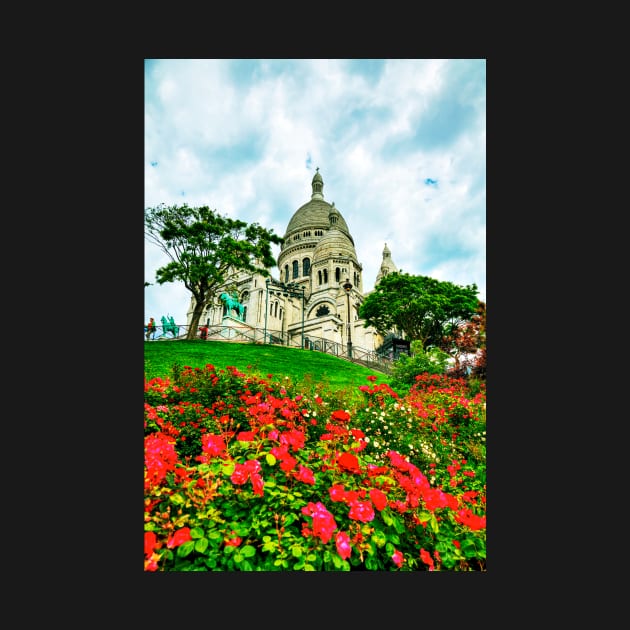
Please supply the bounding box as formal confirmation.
[144,340,394,399]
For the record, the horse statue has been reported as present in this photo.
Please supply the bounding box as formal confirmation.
[160,315,180,337]
[220,291,244,320]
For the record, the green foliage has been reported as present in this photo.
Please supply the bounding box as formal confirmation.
[144,363,486,572]
[390,342,451,389]
[359,272,479,348]
[145,203,283,339]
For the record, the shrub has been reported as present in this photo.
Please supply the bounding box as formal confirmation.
[390,342,451,389]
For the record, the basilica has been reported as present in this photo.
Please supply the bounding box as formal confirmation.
[185,169,400,356]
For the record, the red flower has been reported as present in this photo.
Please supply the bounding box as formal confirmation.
[337,452,360,473]
[144,531,157,556]
[231,462,250,485]
[329,484,347,502]
[392,549,404,568]
[201,434,226,457]
[167,527,192,549]
[454,508,486,531]
[251,472,265,496]
[369,488,388,511]
[224,530,242,547]
[331,409,351,423]
[420,548,435,570]
[295,464,316,485]
[301,502,337,544]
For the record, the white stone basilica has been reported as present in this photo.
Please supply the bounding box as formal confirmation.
[185,169,399,355]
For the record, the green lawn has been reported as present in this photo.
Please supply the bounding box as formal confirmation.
[144,340,393,398]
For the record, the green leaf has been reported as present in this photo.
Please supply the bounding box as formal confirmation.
[190,527,204,539]
[177,541,194,557]
[291,545,303,558]
[195,538,209,553]
[371,531,387,548]
[430,513,440,534]
[169,493,185,505]
[365,556,379,571]
[241,545,256,558]
[222,461,236,476]
[265,453,277,465]
[240,559,254,571]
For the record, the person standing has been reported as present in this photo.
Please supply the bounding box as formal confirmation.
[146,317,156,340]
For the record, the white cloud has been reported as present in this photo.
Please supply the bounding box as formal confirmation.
[144,59,486,329]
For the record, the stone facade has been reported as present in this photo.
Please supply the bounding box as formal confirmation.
[185,169,398,354]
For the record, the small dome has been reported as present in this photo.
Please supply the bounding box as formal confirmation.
[312,226,357,264]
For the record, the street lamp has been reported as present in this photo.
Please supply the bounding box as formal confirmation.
[285,281,305,349]
[264,278,270,344]
[342,279,353,358]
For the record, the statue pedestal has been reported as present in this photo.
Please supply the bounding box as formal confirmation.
[221,315,254,340]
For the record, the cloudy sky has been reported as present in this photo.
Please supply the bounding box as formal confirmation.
[144,59,486,328]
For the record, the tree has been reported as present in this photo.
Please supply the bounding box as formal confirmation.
[145,203,283,340]
[359,272,479,350]
[443,300,486,379]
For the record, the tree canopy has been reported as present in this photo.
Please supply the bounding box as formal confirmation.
[358,272,479,350]
[145,203,283,339]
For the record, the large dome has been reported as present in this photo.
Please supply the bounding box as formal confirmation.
[283,169,353,243]
[285,199,351,237]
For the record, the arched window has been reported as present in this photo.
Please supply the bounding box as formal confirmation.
[303,258,310,276]
[318,270,322,285]
[335,267,341,282]
[292,260,299,279]
[284,265,289,283]
[274,301,278,318]
[323,269,328,283]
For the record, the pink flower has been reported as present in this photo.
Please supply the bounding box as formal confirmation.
[348,500,375,523]
[295,464,315,485]
[335,531,352,560]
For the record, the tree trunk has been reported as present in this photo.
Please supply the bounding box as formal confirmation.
[186,301,207,340]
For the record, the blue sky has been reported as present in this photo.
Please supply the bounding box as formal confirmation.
[145,59,486,327]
